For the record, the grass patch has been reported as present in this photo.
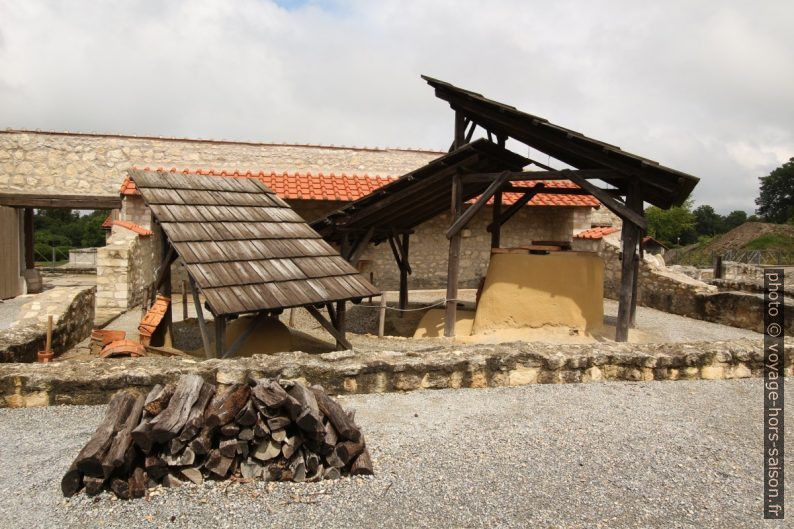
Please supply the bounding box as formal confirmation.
[743,234,794,251]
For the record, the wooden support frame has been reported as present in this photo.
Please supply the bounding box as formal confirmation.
[446,170,511,239]
[485,186,543,233]
[151,234,175,348]
[346,226,375,266]
[0,193,122,209]
[615,181,644,342]
[491,190,502,248]
[306,305,352,350]
[23,207,34,270]
[444,172,463,338]
[387,231,412,311]
[335,300,347,349]
[558,170,646,230]
[188,274,213,359]
[461,168,619,184]
[214,316,226,358]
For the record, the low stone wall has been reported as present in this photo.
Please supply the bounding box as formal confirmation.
[96,230,159,314]
[0,286,95,363]
[1,338,788,407]
[67,247,97,268]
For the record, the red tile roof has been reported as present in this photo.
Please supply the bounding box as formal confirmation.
[121,168,600,207]
[574,226,619,239]
[102,217,153,236]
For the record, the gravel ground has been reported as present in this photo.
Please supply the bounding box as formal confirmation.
[0,379,790,529]
[0,295,29,330]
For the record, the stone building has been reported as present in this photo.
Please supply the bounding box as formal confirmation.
[0,130,603,308]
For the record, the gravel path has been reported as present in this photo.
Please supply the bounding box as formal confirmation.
[0,379,790,529]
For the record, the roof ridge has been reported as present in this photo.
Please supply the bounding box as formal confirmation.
[1,128,445,155]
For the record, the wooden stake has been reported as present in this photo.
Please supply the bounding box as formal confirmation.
[45,315,53,354]
[444,173,463,338]
[491,190,502,248]
[335,300,347,350]
[398,233,410,312]
[288,307,296,327]
[378,295,386,338]
[188,275,212,358]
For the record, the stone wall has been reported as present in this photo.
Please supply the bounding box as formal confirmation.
[0,286,95,363]
[96,230,160,315]
[0,130,441,198]
[67,248,96,268]
[1,337,788,407]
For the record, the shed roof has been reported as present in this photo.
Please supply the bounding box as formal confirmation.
[312,139,530,244]
[423,75,699,209]
[129,169,378,316]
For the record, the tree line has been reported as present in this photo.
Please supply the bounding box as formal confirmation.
[645,157,794,247]
[33,209,108,262]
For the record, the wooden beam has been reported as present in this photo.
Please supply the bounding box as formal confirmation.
[444,173,463,338]
[464,120,477,143]
[447,170,511,239]
[491,191,502,248]
[152,245,177,294]
[561,169,647,230]
[335,300,347,349]
[214,316,226,358]
[461,169,620,184]
[615,182,643,342]
[0,193,122,209]
[23,208,34,269]
[188,274,212,359]
[346,225,374,266]
[500,185,592,195]
[399,233,410,311]
[486,186,543,232]
[306,305,352,350]
[324,302,338,328]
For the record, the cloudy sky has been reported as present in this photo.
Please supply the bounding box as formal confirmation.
[1,0,792,213]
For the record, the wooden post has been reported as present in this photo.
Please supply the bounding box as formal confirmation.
[615,183,642,342]
[444,173,463,338]
[398,233,410,312]
[491,191,502,249]
[151,234,173,348]
[714,255,723,279]
[288,307,296,327]
[23,208,34,269]
[378,295,386,338]
[630,249,640,327]
[188,275,212,358]
[335,300,347,350]
[182,279,188,321]
[214,316,226,359]
[453,112,466,150]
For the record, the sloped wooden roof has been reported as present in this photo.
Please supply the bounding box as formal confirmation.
[423,75,699,209]
[129,169,378,316]
[312,139,529,244]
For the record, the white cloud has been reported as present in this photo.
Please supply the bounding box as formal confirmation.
[0,0,792,212]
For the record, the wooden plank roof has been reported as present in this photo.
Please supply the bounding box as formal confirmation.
[312,139,529,244]
[129,169,379,316]
[422,75,699,209]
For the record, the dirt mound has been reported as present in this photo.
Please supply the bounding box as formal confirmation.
[667,222,794,264]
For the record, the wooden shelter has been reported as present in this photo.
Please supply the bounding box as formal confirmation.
[315,76,699,342]
[129,169,378,356]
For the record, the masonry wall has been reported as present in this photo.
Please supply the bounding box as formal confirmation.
[0,131,441,198]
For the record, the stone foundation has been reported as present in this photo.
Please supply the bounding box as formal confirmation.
[1,338,787,407]
[0,286,95,363]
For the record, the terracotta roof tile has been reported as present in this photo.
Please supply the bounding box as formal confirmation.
[573,226,619,239]
[120,168,600,207]
[108,219,153,236]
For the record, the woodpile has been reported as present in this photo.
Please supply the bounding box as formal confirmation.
[61,375,373,499]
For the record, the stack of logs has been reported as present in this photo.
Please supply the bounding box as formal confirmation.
[61,374,373,499]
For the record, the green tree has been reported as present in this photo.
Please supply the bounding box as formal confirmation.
[723,210,748,231]
[645,199,696,247]
[756,157,794,223]
[693,205,724,236]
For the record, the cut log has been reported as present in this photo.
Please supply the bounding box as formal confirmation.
[162,447,195,467]
[131,418,154,454]
[350,447,374,476]
[317,420,338,455]
[238,428,254,441]
[204,449,233,477]
[190,426,213,455]
[84,476,106,496]
[323,466,341,480]
[177,381,215,443]
[220,423,240,437]
[234,401,257,426]
[253,415,269,438]
[180,467,204,485]
[219,437,237,458]
[266,415,291,431]
[236,440,249,458]
[168,436,187,456]
[75,390,138,477]
[307,463,324,482]
[145,453,168,480]
[102,392,146,477]
[253,439,281,461]
[61,462,83,497]
[250,378,290,410]
[305,451,320,473]
[110,478,131,500]
[289,451,306,482]
[149,375,206,443]
[144,383,175,416]
[287,383,324,437]
[334,440,365,465]
[129,467,147,498]
[204,384,250,429]
[240,460,263,479]
[271,429,287,443]
[162,473,184,488]
[311,386,361,442]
